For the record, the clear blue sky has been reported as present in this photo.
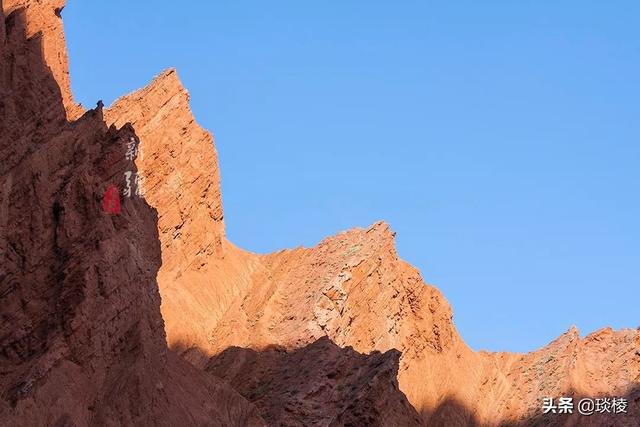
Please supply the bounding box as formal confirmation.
[64,1,639,353]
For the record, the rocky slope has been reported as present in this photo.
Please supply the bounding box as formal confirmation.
[94,3,640,426]
[206,337,423,426]
[1,1,638,426]
[0,1,419,425]
[113,34,639,427]
[114,68,639,424]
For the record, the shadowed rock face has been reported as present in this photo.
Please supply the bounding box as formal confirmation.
[1,1,639,426]
[0,2,264,426]
[206,337,423,426]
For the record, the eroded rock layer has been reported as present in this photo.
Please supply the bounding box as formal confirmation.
[206,337,423,426]
[114,66,640,423]
[104,71,260,359]
[99,9,638,427]
[1,1,639,426]
[0,2,263,426]
[114,43,639,427]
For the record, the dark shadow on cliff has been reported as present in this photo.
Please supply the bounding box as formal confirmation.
[0,5,265,426]
[177,337,640,427]
[199,336,423,426]
[1,2,158,404]
[1,1,160,414]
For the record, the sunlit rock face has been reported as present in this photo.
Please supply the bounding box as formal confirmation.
[1,1,638,426]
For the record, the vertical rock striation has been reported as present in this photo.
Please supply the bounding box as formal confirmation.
[3,0,81,119]
[104,70,262,360]
[0,2,264,425]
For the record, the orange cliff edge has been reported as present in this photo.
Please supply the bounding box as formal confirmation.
[1,1,639,426]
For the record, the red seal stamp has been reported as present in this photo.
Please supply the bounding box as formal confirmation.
[102,184,121,214]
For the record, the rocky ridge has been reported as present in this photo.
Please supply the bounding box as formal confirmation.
[0,2,264,425]
[0,1,419,425]
[1,1,639,426]
[111,51,639,427]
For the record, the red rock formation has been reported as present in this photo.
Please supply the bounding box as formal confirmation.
[2,1,638,426]
[0,2,263,425]
[206,337,423,426]
[110,48,639,427]
[103,69,261,361]
[2,0,81,119]
[94,7,638,427]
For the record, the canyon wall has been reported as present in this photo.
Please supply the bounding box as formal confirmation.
[1,1,638,426]
[112,64,638,425]
[0,2,264,425]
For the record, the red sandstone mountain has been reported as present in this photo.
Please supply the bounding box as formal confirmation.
[0,1,264,426]
[1,1,639,426]
[0,2,416,425]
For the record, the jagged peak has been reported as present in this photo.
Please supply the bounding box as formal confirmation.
[105,68,193,129]
[583,326,639,344]
[552,325,638,347]
[152,67,180,85]
[366,220,394,234]
[321,221,395,245]
[556,325,580,343]
[108,68,183,106]
[104,65,225,272]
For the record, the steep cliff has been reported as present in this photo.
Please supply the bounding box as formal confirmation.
[104,71,261,360]
[2,1,638,426]
[96,10,638,427]
[105,74,636,424]
[2,0,81,119]
[1,1,421,425]
[0,2,264,426]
